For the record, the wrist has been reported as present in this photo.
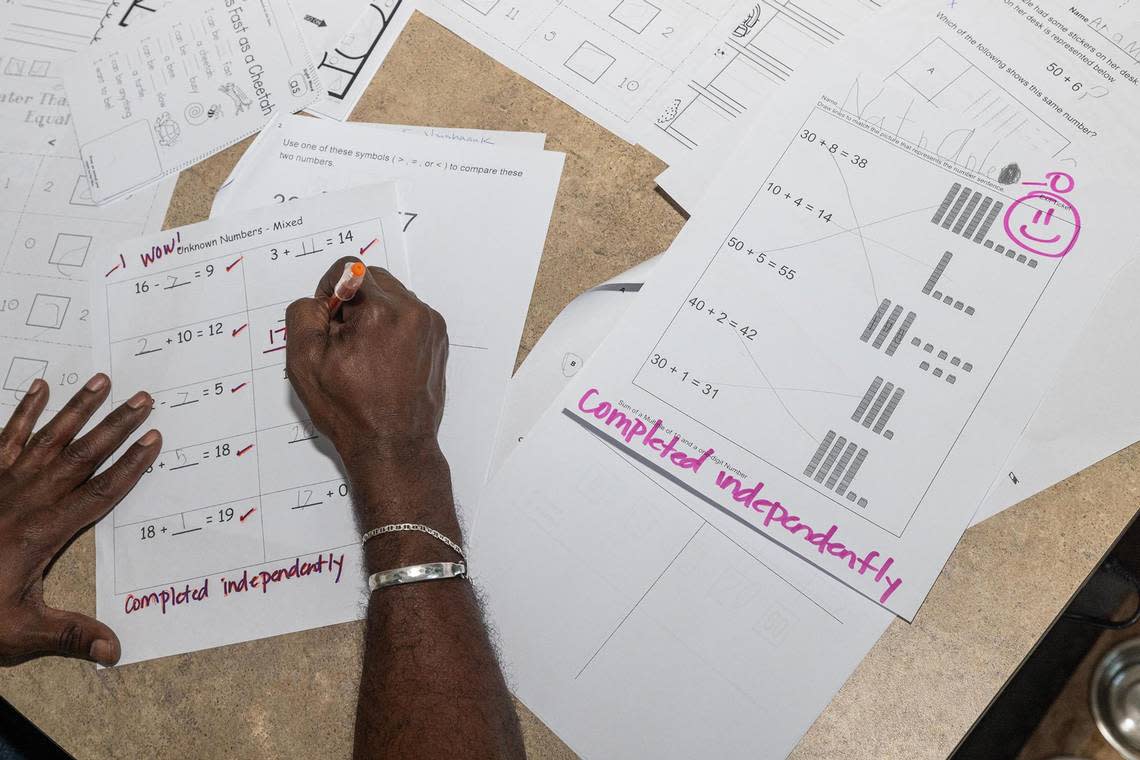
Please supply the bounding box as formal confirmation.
[344,439,459,533]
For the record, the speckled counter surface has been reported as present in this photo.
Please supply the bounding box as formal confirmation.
[0,13,1136,759]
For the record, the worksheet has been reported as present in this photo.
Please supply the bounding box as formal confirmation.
[972,0,1140,521]
[307,0,419,120]
[467,1,1140,755]
[213,115,564,528]
[59,0,321,204]
[412,0,744,144]
[658,0,1140,209]
[0,74,174,425]
[638,0,887,167]
[0,0,134,77]
[93,186,411,665]
[419,0,888,157]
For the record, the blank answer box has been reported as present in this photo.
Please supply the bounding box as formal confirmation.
[3,357,48,393]
[26,294,72,329]
[610,0,661,34]
[564,42,616,84]
[49,232,93,268]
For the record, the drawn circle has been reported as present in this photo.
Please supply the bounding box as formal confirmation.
[184,102,207,126]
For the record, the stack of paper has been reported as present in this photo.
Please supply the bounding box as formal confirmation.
[7,0,1140,756]
[87,118,565,664]
[0,0,569,666]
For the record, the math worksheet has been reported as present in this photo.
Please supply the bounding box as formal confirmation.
[419,0,887,159]
[214,115,564,522]
[59,0,321,204]
[468,0,1140,755]
[0,75,174,425]
[658,0,1140,209]
[638,0,887,167]
[93,185,411,665]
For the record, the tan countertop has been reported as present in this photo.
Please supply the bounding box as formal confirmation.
[1,13,1136,759]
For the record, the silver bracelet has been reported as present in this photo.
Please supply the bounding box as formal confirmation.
[361,522,466,561]
[368,562,467,591]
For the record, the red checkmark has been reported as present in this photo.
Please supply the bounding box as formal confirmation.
[226,256,243,272]
[236,444,254,457]
[239,507,256,522]
[232,323,248,336]
[231,382,247,393]
[359,239,377,257]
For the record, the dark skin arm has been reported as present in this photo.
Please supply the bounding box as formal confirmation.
[286,258,525,760]
[0,374,160,666]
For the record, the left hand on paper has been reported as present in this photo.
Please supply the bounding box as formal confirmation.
[0,375,160,666]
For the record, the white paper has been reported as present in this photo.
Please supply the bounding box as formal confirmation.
[0,0,152,77]
[93,185,411,665]
[490,254,658,473]
[59,0,322,204]
[638,0,887,167]
[92,0,177,43]
[969,1,1140,523]
[212,114,565,522]
[212,113,546,212]
[293,0,371,64]
[307,0,417,121]
[975,254,1140,522]
[0,75,174,425]
[478,430,894,759]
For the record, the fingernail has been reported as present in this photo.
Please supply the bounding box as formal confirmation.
[126,391,151,409]
[89,639,118,665]
[85,374,109,392]
[138,430,160,447]
[27,378,46,396]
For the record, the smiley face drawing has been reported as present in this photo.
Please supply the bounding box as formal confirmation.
[1002,172,1081,259]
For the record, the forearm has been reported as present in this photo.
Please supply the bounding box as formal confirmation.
[349,445,525,760]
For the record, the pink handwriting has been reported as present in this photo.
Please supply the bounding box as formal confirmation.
[1003,171,1081,258]
[221,552,345,596]
[121,552,347,616]
[124,578,209,615]
[140,231,181,268]
[577,388,903,604]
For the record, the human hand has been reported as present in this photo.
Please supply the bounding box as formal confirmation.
[285,257,449,473]
[0,375,160,666]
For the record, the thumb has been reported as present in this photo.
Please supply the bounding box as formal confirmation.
[28,608,121,665]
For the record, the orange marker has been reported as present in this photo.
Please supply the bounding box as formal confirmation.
[327,261,366,316]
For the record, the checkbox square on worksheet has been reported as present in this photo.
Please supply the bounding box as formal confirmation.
[609,0,661,34]
[25,294,72,330]
[48,232,94,268]
[3,357,49,393]
[564,42,617,84]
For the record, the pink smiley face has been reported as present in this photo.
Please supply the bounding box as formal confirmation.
[1003,190,1081,258]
